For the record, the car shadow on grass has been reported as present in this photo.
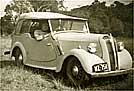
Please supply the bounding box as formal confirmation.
[89,75,133,90]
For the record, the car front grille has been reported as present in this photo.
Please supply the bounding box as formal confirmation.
[106,40,116,71]
[102,35,119,71]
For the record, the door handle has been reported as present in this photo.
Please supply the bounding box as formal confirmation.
[46,43,52,46]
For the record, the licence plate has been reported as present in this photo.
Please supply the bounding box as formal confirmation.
[93,63,108,72]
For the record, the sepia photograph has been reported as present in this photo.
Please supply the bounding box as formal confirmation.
[0,0,133,90]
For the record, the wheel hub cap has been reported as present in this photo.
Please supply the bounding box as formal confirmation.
[19,55,23,60]
[72,66,79,76]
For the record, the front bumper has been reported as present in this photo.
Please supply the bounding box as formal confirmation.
[90,68,133,78]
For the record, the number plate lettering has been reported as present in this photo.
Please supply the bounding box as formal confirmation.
[93,63,108,72]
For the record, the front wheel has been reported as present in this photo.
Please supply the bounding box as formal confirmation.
[66,57,89,87]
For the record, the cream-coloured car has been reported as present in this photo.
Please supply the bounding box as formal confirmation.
[10,12,132,86]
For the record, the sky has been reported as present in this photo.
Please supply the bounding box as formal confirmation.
[0,0,132,17]
[64,0,132,10]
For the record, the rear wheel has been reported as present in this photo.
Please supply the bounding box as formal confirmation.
[14,48,23,66]
[66,57,89,87]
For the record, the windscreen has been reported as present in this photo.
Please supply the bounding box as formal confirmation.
[50,19,88,32]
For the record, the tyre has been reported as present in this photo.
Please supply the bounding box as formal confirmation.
[14,48,23,66]
[66,57,88,87]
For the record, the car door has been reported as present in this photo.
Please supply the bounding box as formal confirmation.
[25,34,57,62]
[21,20,57,62]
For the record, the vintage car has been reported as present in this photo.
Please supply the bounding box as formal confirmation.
[9,12,132,86]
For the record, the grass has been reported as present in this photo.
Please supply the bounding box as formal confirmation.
[0,61,133,90]
[0,36,133,90]
[0,61,75,90]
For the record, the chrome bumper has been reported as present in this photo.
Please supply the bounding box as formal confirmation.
[90,68,133,78]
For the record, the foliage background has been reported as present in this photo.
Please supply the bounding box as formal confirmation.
[0,0,133,56]
[0,0,133,38]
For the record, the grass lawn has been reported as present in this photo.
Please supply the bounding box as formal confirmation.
[0,36,133,90]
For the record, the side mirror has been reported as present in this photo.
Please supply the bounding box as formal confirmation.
[34,30,44,41]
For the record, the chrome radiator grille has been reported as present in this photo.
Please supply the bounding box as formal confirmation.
[106,40,116,71]
[102,35,119,71]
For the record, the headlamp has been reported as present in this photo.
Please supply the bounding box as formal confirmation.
[87,43,97,53]
[117,42,124,51]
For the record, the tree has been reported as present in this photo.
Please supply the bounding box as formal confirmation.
[110,17,124,35]
[88,17,104,33]
[57,0,66,11]
[28,0,58,12]
[1,0,34,35]
[2,0,60,35]
[1,16,14,35]
[110,1,133,37]
[4,0,34,23]
[70,1,132,37]
[92,0,100,5]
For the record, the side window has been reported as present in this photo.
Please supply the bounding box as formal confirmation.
[20,20,31,34]
[50,19,59,31]
[15,20,23,35]
[29,20,50,38]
